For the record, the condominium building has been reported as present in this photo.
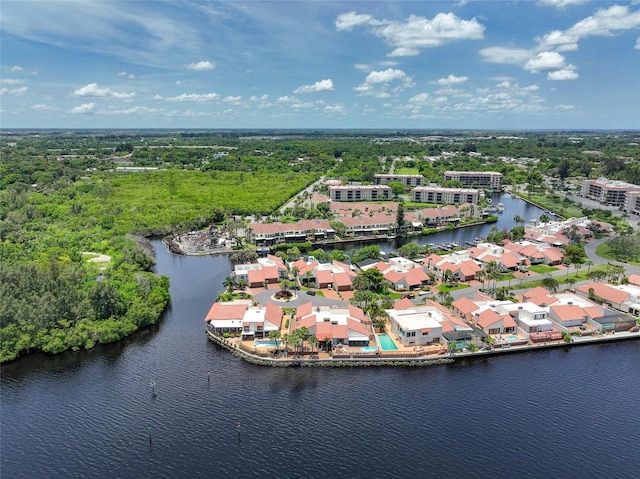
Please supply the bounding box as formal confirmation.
[411,186,480,205]
[374,174,424,187]
[581,177,640,207]
[624,190,640,215]
[328,185,392,202]
[444,171,503,191]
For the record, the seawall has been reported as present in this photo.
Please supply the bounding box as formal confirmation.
[206,328,639,368]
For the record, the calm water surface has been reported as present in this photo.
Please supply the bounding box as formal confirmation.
[2,196,640,479]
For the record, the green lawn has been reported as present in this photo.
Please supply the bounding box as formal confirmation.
[437,283,470,293]
[395,167,420,175]
[516,192,583,218]
[529,264,559,274]
[595,242,640,266]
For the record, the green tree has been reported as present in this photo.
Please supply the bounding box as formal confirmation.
[540,275,559,293]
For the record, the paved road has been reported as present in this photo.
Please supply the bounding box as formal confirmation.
[279,176,326,214]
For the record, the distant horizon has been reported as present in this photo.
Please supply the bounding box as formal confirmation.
[2,127,639,134]
[2,1,640,130]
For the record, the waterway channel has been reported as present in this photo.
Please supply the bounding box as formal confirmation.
[2,194,639,479]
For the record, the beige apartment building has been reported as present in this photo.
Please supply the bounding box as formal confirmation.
[374,174,424,187]
[581,177,640,207]
[444,171,503,191]
[328,185,392,202]
[411,186,480,205]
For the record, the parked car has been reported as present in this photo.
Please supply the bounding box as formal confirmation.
[306,290,316,296]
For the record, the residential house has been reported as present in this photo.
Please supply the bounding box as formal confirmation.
[294,302,372,347]
[205,300,283,338]
[574,281,640,314]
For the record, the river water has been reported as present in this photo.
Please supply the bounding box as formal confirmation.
[331,192,556,253]
[2,194,639,479]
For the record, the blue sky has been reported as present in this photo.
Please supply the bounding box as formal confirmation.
[2,0,639,130]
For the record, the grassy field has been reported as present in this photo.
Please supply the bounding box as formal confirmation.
[595,242,640,266]
[516,192,583,218]
[529,264,560,274]
[395,167,420,175]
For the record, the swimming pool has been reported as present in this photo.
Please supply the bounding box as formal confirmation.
[360,346,378,352]
[504,335,520,342]
[377,334,398,351]
[253,339,282,348]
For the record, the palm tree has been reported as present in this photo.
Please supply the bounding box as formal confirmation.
[539,213,551,224]
[513,214,525,226]
[308,334,319,355]
[290,265,300,289]
[222,275,236,293]
[585,260,594,275]
[269,330,282,351]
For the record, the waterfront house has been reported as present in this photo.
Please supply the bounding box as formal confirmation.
[574,282,640,313]
[451,291,494,321]
[249,219,334,245]
[294,302,372,348]
[339,213,397,236]
[475,309,518,336]
[385,304,446,347]
[205,300,283,338]
[234,255,287,288]
[330,201,399,218]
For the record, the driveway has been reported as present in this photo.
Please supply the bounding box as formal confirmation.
[253,288,348,308]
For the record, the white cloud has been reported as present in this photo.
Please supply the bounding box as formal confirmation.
[69,102,96,114]
[479,46,532,65]
[72,83,136,99]
[162,92,220,102]
[293,79,334,94]
[524,51,567,73]
[0,79,25,85]
[636,37,640,49]
[539,0,589,9]
[324,104,345,113]
[482,4,640,81]
[335,12,378,31]
[354,68,414,98]
[435,74,469,85]
[367,69,409,84]
[222,96,243,104]
[547,68,579,80]
[9,65,23,72]
[570,4,640,37]
[185,60,216,71]
[104,106,163,115]
[117,71,136,79]
[336,11,484,57]
[31,104,58,111]
[0,86,28,95]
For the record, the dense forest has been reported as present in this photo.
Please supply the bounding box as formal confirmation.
[1,129,638,361]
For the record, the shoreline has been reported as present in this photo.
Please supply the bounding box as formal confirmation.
[163,218,496,257]
[206,327,640,368]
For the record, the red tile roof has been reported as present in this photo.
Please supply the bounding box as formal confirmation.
[576,282,630,305]
[204,302,248,321]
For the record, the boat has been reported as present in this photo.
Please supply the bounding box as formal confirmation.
[497,202,505,213]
